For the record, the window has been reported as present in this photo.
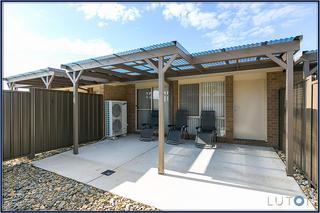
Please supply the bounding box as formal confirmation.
[200,81,225,136]
[178,81,226,136]
[179,84,199,116]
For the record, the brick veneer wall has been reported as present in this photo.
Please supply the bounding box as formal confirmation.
[225,75,234,141]
[267,71,285,147]
[169,80,179,124]
[103,84,136,133]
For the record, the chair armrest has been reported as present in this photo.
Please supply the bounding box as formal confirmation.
[168,124,175,127]
[212,129,218,136]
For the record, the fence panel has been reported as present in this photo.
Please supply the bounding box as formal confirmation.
[293,82,305,170]
[279,77,318,187]
[3,91,31,160]
[3,89,103,160]
[311,82,318,186]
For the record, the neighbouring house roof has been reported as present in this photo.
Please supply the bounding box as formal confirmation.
[4,35,306,88]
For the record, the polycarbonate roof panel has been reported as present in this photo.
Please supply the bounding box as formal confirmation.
[135,60,145,64]
[63,41,177,67]
[228,60,237,64]
[171,58,189,66]
[238,57,257,63]
[133,65,151,71]
[101,65,115,69]
[177,65,195,70]
[111,68,130,73]
[143,64,153,69]
[192,36,297,57]
[127,73,141,76]
[143,41,176,51]
[4,67,65,81]
[201,61,227,68]
[124,62,137,66]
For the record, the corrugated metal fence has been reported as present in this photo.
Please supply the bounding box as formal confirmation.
[279,77,318,186]
[3,88,103,160]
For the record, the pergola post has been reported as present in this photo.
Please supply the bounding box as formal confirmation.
[158,56,165,174]
[285,51,294,176]
[66,70,83,154]
[146,54,177,175]
[7,82,15,91]
[41,75,55,89]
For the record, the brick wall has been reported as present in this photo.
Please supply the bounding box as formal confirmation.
[267,71,285,147]
[169,80,178,124]
[225,75,234,141]
[103,84,136,133]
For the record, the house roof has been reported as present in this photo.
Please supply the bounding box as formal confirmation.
[4,35,304,88]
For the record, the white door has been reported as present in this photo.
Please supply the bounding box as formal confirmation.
[234,79,267,141]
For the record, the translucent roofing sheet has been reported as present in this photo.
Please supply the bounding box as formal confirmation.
[143,64,153,69]
[201,61,227,68]
[111,68,130,73]
[124,62,136,66]
[238,57,257,63]
[4,67,65,81]
[127,73,141,76]
[101,65,115,69]
[177,65,195,70]
[172,58,189,66]
[64,41,176,67]
[192,36,297,57]
[133,65,151,71]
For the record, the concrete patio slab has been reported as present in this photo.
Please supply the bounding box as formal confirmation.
[33,135,315,211]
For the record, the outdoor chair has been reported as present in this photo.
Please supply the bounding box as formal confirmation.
[166,109,189,145]
[140,110,158,142]
[195,111,217,149]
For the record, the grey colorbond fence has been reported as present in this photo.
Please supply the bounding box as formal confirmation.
[3,88,103,160]
[279,78,318,187]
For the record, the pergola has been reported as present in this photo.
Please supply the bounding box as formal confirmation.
[3,67,109,90]
[4,36,303,176]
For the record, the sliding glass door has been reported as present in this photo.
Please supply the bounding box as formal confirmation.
[136,87,168,131]
[137,88,152,130]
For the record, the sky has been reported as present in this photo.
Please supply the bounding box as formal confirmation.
[2,2,318,80]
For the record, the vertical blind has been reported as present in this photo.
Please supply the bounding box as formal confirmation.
[200,82,225,136]
[179,81,225,136]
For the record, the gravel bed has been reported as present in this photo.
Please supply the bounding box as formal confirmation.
[2,141,158,211]
[276,150,318,210]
